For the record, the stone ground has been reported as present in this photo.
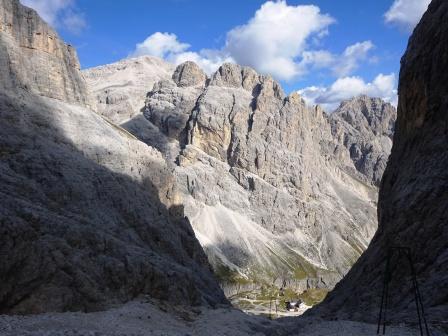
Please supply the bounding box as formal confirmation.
[1,299,445,336]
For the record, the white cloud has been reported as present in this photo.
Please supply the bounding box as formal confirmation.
[298,73,397,112]
[224,1,335,80]
[21,0,86,34]
[169,49,233,76]
[61,10,86,34]
[21,0,70,25]
[130,1,335,80]
[129,2,374,82]
[296,41,375,79]
[333,41,374,77]
[300,50,335,69]
[384,0,431,31]
[131,32,190,59]
[129,32,233,75]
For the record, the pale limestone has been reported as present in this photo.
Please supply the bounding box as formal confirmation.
[86,58,397,292]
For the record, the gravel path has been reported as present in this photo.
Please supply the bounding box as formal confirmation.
[0,300,445,336]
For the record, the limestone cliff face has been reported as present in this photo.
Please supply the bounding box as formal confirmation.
[313,0,448,322]
[156,64,383,290]
[0,0,225,313]
[0,0,89,106]
[330,96,396,186]
[86,58,396,292]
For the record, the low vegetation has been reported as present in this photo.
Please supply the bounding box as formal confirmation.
[213,264,252,285]
[298,288,329,306]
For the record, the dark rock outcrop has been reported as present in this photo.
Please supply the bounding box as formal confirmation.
[0,0,226,313]
[312,0,448,323]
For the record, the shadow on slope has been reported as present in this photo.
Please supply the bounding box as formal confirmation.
[0,90,226,314]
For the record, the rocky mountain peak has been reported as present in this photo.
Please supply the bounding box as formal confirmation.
[172,61,207,87]
[285,91,306,106]
[83,55,174,125]
[210,63,252,89]
[85,54,397,298]
[85,56,396,293]
[209,63,285,100]
[336,95,396,137]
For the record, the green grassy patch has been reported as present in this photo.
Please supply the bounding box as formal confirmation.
[213,264,251,285]
[234,299,254,310]
[298,288,329,306]
[293,266,308,280]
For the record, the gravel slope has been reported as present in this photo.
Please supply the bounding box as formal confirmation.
[1,300,443,336]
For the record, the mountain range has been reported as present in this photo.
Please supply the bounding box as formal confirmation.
[1,0,446,333]
[84,57,396,294]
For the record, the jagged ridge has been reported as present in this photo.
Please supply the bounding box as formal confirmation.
[85,59,396,294]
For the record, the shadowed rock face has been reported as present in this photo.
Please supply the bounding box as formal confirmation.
[86,58,397,292]
[311,0,448,322]
[0,0,226,313]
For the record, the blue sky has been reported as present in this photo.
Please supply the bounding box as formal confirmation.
[21,0,431,111]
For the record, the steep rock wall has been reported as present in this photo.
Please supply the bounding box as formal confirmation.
[0,0,90,106]
[85,58,396,293]
[0,0,226,313]
[312,0,448,322]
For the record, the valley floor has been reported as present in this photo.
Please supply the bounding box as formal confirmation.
[1,298,444,336]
